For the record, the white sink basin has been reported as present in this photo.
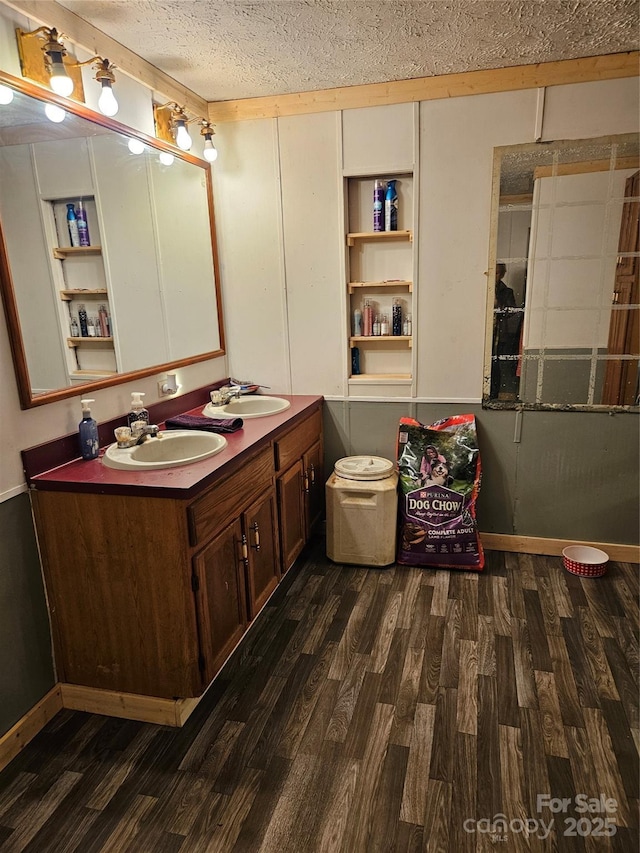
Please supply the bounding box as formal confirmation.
[102,430,227,470]
[203,395,291,419]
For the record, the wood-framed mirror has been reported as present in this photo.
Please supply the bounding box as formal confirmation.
[0,70,225,409]
[484,132,639,412]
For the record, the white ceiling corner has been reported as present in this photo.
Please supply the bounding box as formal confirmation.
[55,0,639,102]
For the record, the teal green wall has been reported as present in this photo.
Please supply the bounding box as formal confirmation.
[324,402,639,545]
[0,494,55,735]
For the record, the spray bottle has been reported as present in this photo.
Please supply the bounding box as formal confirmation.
[79,399,99,460]
[76,201,90,247]
[384,180,398,231]
[66,203,80,247]
[373,180,385,232]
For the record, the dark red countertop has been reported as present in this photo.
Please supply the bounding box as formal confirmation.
[26,394,323,500]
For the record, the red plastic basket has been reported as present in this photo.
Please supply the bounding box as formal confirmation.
[562,545,608,578]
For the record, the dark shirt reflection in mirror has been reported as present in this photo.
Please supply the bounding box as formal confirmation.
[491,263,523,401]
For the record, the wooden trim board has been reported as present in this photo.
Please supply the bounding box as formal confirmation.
[481,532,639,563]
[208,52,639,122]
[59,683,201,727]
[0,685,62,773]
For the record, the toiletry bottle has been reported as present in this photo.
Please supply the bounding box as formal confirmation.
[87,316,96,337]
[98,304,108,337]
[66,203,80,247]
[70,316,79,337]
[373,180,385,232]
[78,303,88,336]
[373,314,381,336]
[79,398,99,460]
[392,297,402,335]
[384,180,398,231]
[381,313,389,335]
[76,201,90,247]
[127,392,149,428]
[353,307,362,336]
[351,346,360,376]
[403,313,413,336]
[363,298,373,336]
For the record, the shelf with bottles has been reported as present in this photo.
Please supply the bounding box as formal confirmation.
[67,337,113,346]
[53,246,103,260]
[67,301,113,344]
[348,280,412,294]
[346,230,412,247]
[60,288,109,301]
[350,335,412,347]
[51,197,98,251]
[345,172,415,384]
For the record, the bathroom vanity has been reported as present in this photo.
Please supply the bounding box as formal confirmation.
[25,394,323,724]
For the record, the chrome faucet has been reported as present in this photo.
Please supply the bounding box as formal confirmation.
[211,386,241,406]
[132,423,160,445]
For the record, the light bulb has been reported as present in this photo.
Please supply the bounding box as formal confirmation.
[0,85,14,105]
[98,82,118,117]
[159,151,174,166]
[48,56,74,97]
[203,137,218,162]
[175,121,192,151]
[128,137,145,155]
[45,103,66,123]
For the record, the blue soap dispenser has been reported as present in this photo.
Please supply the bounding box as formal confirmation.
[79,399,99,460]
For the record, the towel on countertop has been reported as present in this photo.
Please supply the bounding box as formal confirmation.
[164,414,243,433]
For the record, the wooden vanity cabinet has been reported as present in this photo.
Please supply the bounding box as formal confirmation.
[29,400,322,716]
[33,444,279,700]
[32,490,201,700]
[275,408,324,572]
[192,519,247,687]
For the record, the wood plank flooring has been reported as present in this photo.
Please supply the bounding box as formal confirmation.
[0,541,638,852]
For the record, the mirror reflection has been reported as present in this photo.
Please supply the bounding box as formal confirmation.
[487,133,639,410]
[0,77,224,407]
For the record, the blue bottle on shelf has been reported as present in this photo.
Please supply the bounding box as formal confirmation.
[384,180,398,231]
[66,203,80,247]
[79,399,99,460]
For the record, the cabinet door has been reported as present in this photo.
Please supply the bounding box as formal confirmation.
[277,459,306,573]
[193,520,247,687]
[303,439,324,536]
[243,489,281,619]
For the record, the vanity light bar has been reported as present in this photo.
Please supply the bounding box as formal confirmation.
[153,102,219,162]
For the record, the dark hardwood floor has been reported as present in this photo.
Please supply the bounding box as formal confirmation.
[0,540,638,852]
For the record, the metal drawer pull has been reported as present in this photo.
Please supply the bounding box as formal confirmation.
[303,471,309,494]
[251,521,261,551]
[310,463,315,485]
[241,533,249,567]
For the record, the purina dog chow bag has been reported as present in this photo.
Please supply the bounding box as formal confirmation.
[396,414,484,570]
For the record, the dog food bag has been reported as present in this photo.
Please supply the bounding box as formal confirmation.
[396,414,484,570]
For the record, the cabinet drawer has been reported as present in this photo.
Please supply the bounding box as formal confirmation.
[189,445,274,547]
[274,409,322,472]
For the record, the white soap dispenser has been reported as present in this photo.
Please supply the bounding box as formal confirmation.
[79,399,99,460]
[127,392,149,428]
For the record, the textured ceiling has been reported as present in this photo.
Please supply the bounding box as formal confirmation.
[56,0,639,102]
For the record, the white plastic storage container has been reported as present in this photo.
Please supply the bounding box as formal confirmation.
[326,456,399,567]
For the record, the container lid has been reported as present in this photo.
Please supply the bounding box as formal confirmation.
[334,456,395,480]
